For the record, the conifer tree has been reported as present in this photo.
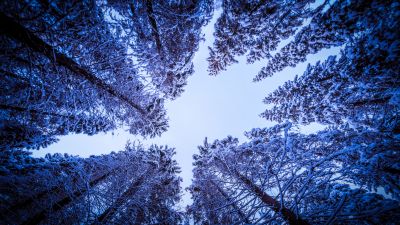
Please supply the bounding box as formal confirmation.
[0,143,182,225]
[0,0,170,151]
[261,1,399,141]
[207,0,316,76]
[189,123,400,224]
[256,0,397,81]
[105,0,213,99]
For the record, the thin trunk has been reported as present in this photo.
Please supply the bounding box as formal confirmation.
[0,104,76,120]
[350,96,390,107]
[129,3,147,41]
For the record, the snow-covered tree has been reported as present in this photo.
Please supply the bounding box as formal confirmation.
[0,143,182,224]
[189,123,400,224]
[261,6,399,133]
[207,0,318,76]
[256,0,397,80]
[188,154,252,224]
[104,0,213,99]
[1,0,189,151]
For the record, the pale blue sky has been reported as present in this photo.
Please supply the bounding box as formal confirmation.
[33,8,339,206]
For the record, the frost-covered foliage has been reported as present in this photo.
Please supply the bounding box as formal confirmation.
[105,0,213,99]
[2,0,399,224]
[0,0,213,151]
[262,3,399,130]
[209,0,398,84]
[0,143,182,224]
[189,123,400,224]
[0,0,168,151]
[197,2,399,223]
[256,0,398,80]
[208,0,316,76]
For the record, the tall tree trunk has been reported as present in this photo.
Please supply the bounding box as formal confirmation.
[1,104,78,120]
[145,0,163,55]
[234,170,310,225]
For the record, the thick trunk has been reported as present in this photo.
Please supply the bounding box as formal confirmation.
[216,158,309,225]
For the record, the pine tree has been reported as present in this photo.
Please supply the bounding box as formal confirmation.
[189,123,400,224]
[207,0,316,76]
[0,0,170,151]
[256,0,396,81]
[105,0,213,99]
[188,152,252,224]
[0,143,182,224]
[261,4,399,132]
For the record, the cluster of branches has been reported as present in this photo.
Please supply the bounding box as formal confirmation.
[0,0,210,223]
[190,0,399,224]
[0,0,213,152]
[189,123,400,224]
[208,0,399,133]
[0,143,182,224]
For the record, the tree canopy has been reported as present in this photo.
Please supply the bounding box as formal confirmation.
[0,0,398,224]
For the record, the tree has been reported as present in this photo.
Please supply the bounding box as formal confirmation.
[256,0,396,81]
[261,2,399,132]
[189,123,400,224]
[188,166,252,224]
[207,0,317,76]
[104,0,213,99]
[0,0,169,151]
[0,143,182,225]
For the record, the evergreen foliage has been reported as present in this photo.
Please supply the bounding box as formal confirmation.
[189,123,400,224]
[0,143,182,224]
[1,0,398,224]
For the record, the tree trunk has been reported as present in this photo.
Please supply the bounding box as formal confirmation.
[216,158,310,225]
[145,0,163,55]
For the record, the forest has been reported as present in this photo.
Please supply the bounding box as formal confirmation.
[0,0,399,224]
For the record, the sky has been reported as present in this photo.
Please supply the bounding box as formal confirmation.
[32,7,339,207]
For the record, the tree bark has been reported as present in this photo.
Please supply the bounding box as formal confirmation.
[234,171,310,225]
[1,104,77,120]
[210,179,251,224]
